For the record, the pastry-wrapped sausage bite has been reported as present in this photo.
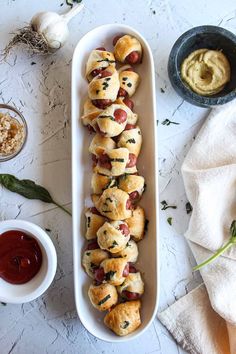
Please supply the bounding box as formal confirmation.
[94,258,129,286]
[91,173,116,195]
[82,242,109,278]
[96,104,137,137]
[113,34,142,64]
[86,48,116,82]
[94,148,138,177]
[117,126,142,157]
[97,221,130,253]
[88,283,118,311]
[113,240,138,263]
[81,98,102,131]
[85,207,106,240]
[88,66,120,109]
[89,134,116,157]
[104,300,141,336]
[117,270,144,300]
[118,65,140,98]
[92,187,132,220]
[125,206,146,242]
[118,175,145,204]
[115,97,138,124]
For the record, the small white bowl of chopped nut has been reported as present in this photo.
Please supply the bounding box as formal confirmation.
[0,104,27,162]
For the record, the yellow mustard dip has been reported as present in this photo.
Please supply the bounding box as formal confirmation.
[181,49,231,96]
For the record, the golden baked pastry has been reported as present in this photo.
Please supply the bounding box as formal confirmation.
[125,206,146,242]
[113,240,139,263]
[81,98,102,129]
[85,208,106,240]
[91,173,116,194]
[88,283,118,311]
[114,35,142,64]
[118,175,145,196]
[94,148,130,177]
[96,104,130,137]
[119,65,140,97]
[82,248,109,278]
[100,258,128,286]
[89,134,116,156]
[92,187,132,220]
[86,49,116,82]
[88,66,120,102]
[117,272,144,299]
[97,220,130,253]
[117,126,142,157]
[104,300,141,336]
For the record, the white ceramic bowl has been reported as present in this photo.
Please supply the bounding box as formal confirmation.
[0,220,57,304]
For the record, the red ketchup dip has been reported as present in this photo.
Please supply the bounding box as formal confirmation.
[0,230,42,284]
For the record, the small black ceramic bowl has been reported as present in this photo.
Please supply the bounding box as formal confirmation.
[168,25,236,107]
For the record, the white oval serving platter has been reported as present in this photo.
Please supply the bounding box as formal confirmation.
[71,24,159,342]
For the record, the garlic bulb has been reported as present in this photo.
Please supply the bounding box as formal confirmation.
[31,3,84,49]
[2,3,84,58]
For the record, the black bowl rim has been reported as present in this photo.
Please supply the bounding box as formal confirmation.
[168,25,236,107]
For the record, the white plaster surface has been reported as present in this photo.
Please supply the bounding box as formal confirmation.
[0,0,235,353]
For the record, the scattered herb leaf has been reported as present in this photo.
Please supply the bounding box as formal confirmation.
[193,220,236,271]
[98,294,111,306]
[167,217,172,225]
[160,88,165,93]
[87,216,91,228]
[110,158,125,163]
[109,240,118,249]
[161,200,177,210]
[121,320,129,329]
[126,138,136,144]
[0,174,71,216]
[97,58,115,64]
[45,228,51,232]
[105,270,116,280]
[186,202,193,214]
[31,62,36,65]
[162,119,180,126]
[127,83,132,88]
[66,0,82,7]
[99,115,115,121]
[86,252,91,256]
[1,302,7,306]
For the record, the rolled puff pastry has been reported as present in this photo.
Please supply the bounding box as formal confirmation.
[117,126,142,157]
[100,258,127,286]
[94,148,130,176]
[114,35,142,63]
[85,208,106,240]
[91,173,116,194]
[96,104,128,137]
[125,206,146,242]
[89,134,116,156]
[117,272,144,297]
[97,220,130,253]
[104,300,141,336]
[115,97,138,125]
[92,187,132,220]
[113,240,138,263]
[119,65,140,97]
[88,66,119,102]
[81,98,102,128]
[118,175,145,196]
[86,49,116,82]
[88,283,118,311]
[82,248,109,278]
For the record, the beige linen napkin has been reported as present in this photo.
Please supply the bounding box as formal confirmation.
[159,101,236,354]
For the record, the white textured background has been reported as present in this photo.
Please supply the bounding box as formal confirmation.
[0,0,236,353]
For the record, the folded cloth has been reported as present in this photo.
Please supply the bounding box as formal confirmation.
[159,101,236,353]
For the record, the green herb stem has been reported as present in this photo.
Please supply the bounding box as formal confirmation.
[193,240,233,271]
[193,220,236,271]
[53,201,72,216]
